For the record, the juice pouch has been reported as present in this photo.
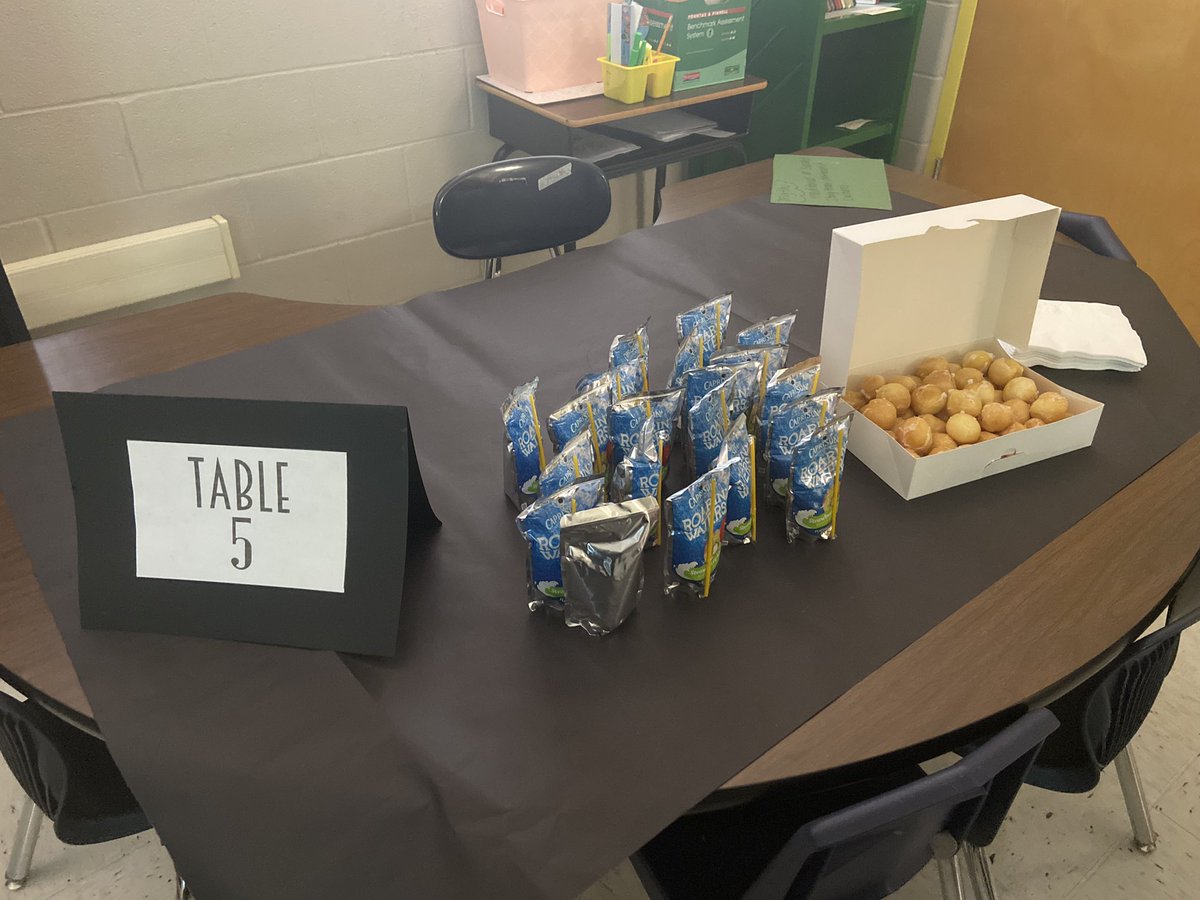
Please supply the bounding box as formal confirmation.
[609,389,684,469]
[687,375,734,476]
[561,497,658,636]
[787,414,851,543]
[709,345,785,429]
[663,459,733,598]
[676,292,732,358]
[515,477,606,611]
[611,358,646,401]
[539,432,597,497]
[502,378,547,508]
[611,417,665,545]
[610,319,650,394]
[765,388,842,504]
[576,371,608,394]
[736,312,797,347]
[547,379,611,472]
[758,357,823,449]
[669,331,704,387]
[709,344,788,382]
[717,413,756,545]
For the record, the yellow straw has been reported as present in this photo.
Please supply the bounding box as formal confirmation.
[654,437,664,544]
[585,402,603,470]
[749,435,758,542]
[530,394,547,470]
[702,480,716,597]
[829,429,844,539]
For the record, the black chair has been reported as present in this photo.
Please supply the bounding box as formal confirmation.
[631,709,1057,900]
[0,257,30,347]
[0,692,190,896]
[1056,211,1136,264]
[432,156,611,279]
[1020,553,1200,855]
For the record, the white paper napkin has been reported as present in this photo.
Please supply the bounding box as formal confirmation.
[1004,299,1147,372]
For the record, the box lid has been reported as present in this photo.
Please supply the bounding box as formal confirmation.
[819,195,1061,386]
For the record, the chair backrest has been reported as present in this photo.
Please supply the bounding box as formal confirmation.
[1057,211,1136,264]
[432,156,611,260]
[1083,581,1200,771]
[0,693,72,822]
[1,257,31,347]
[743,709,1058,900]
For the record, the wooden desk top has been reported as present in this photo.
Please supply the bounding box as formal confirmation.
[477,75,767,129]
[2,165,1196,792]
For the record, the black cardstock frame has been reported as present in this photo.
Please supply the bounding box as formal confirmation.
[53,391,439,657]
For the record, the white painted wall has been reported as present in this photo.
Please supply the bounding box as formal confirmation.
[895,0,961,173]
[0,0,644,327]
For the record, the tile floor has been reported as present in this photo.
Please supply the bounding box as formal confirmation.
[3,625,1198,899]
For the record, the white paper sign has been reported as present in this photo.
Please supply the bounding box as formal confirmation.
[127,440,348,593]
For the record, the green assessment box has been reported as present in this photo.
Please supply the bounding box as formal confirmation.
[646,1,752,92]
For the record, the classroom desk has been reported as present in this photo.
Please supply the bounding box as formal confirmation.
[1,157,1198,898]
[480,75,767,221]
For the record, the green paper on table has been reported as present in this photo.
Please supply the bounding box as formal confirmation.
[770,155,893,211]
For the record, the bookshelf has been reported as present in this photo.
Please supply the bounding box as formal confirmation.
[739,0,926,165]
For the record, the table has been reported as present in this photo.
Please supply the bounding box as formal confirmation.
[480,76,767,221]
[1,159,1198,897]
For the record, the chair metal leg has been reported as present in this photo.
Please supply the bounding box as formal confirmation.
[965,843,998,900]
[1115,745,1157,853]
[4,796,43,890]
[484,258,497,279]
[936,853,967,900]
[175,870,191,900]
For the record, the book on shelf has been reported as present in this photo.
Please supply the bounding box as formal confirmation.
[827,0,857,10]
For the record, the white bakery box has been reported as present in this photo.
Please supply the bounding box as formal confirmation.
[818,195,1104,500]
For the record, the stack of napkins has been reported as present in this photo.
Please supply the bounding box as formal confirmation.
[1004,299,1147,372]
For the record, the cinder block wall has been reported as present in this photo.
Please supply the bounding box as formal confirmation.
[895,0,961,173]
[0,0,643,319]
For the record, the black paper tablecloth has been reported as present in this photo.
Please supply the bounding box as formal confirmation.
[1,191,1198,900]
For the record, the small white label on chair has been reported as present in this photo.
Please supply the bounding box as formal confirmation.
[538,163,573,192]
[127,440,348,593]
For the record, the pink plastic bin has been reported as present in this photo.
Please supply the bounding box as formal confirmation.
[474,0,610,93]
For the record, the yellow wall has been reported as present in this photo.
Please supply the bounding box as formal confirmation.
[940,0,1200,339]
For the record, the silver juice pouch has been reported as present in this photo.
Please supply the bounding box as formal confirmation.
[676,292,732,358]
[787,414,851,543]
[717,414,756,545]
[670,331,705,387]
[663,459,733,599]
[608,389,684,469]
[501,378,547,508]
[611,358,646,401]
[736,312,797,347]
[547,379,611,472]
[561,497,658,636]
[515,477,606,611]
[765,387,842,505]
[609,319,650,394]
[539,432,597,497]
[758,357,822,449]
[611,418,665,546]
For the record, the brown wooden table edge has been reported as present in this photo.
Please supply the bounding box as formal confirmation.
[477,75,767,129]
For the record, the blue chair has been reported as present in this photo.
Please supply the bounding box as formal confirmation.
[0,258,29,347]
[0,691,191,897]
[1056,211,1135,264]
[631,709,1058,900]
[1021,553,1200,855]
[432,156,611,279]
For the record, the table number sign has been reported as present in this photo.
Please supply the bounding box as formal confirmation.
[54,392,438,656]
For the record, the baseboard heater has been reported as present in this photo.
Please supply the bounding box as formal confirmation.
[7,216,240,330]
